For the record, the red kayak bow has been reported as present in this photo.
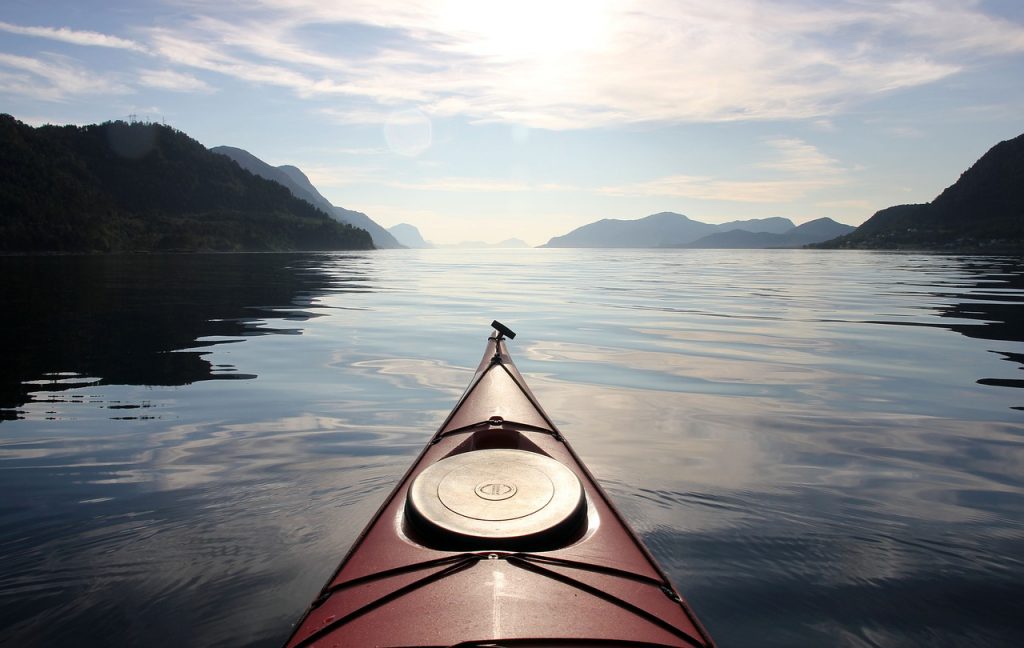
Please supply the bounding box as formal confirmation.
[285,322,715,648]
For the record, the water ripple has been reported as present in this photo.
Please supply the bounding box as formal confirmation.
[1,250,1023,647]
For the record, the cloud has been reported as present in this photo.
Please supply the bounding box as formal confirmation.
[133,0,1024,128]
[8,2,1017,127]
[146,30,312,89]
[300,166,578,193]
[599,138,846,202]
[328,147,389,156]
[137,69,214,93]
[297,164,391,189]
[816,199,873,210]
[385,178,577,193]
[598,175,831,203]
[298,159,583,198]
[306,137,841,203]
[884,125,928,139]
[0,52,131,101]
[756,138,844,175]
[0,20,148,52]
[145,26,435,104]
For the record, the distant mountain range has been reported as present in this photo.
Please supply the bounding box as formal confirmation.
[679,217,855,248]
[211,146,402,249]
[816,132,1024,251]
[540,212,848,248]
[0,115,372,252]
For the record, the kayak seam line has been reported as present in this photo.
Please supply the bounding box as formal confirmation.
[495,362,560,433]
[292,554,483,648]
[320,553,479,599]
[510,554,668,588]
[505,556,708,648]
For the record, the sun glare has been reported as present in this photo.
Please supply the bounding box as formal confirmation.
[439,0,612,60]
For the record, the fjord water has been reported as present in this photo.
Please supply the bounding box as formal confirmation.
[1,249,1022,647]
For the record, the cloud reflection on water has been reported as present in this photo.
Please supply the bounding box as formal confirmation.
[1,250,1023,647]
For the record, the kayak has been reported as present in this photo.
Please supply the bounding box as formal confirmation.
[284,322,715,648]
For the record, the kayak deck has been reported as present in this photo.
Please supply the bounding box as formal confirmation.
[285,325,714,648]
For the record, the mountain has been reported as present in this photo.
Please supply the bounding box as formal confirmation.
[540,212,799,248]
[494,238,530,248]
[541,212,719,247]
[816,132,1024,250]
[717,217,795,234]
[211,146,323,209]
[388,223,432,248]
[276,164,404,250]
[212,146,403,249]
[683,218,855,248]
[788,217,857,242]
[0,115,372,252]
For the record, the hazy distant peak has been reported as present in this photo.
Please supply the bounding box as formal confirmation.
[681,217,854,248]
[543,211,852,248]
[211,145,254,159]
[542,211,715,247]
[388,223,432,248]
[497,238,530,248]
[718,217,795,233]
[211,146,279,178]
[212,145,404,249]
[277,164,312,185]
[213,146,312,192]
[795,217,847,233]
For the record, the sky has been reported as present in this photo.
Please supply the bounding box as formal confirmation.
[1,0,1023,246]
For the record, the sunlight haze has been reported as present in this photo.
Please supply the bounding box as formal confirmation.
[2,0,1022,245]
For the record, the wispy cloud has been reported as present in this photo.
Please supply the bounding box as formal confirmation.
[137,69,214,93]
[146,26,436,103]
[599,138,846,202]
[0,52,131,101]
[307,137,843,202]
[0,20,148,52]
[598,175,833,203]
[383,177,579,193]
[298,164,392,189]
[329,147,389,156]
[816,199,873,210]
[756,138,844,175]
[130,0,1024,128]
[296,158,582,193]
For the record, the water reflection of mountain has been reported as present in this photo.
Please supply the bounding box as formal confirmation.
[939,258,1024,341]
[938,257,1024,392]
[0,253,365,420]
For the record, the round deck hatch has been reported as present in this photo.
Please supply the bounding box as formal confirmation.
[405,449,586,548]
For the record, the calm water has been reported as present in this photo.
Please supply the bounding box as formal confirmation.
[1,249,1022,647]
